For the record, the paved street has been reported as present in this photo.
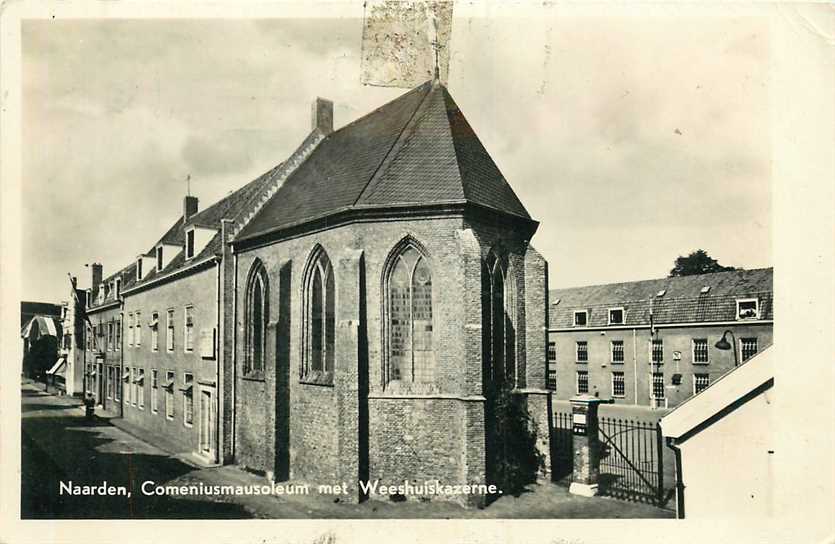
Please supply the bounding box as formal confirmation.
[21,381,673,519]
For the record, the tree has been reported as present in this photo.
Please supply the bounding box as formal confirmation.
[668,249,736,277]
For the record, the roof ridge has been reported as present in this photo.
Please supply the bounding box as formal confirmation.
[231,129,326,239]
[439,86,531,220]
[550,267,774,294]
[352,81,435,206]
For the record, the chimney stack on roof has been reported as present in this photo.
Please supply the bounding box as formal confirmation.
[311,97,333,135]
[184,195,199,222]
[91,263,102,298]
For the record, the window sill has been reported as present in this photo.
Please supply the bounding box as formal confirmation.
[300,371,334,387]
[612,395,626,399]
[241,373,265,382]
[575,361,588,364]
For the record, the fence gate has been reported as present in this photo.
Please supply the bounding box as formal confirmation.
[597,416,664,504]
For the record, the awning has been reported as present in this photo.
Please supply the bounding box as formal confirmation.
[163,378,175,389]
[122,369,131,382]
[134,375,145,385]
[46,357,67,376]
[148,317,159,328]
[179,384,193,394]
[21,315,60,341]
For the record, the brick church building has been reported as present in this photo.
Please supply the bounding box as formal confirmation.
[228,78,550,503]
[73,77,549,505]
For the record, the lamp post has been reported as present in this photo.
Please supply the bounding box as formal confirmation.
[714,330,739,367]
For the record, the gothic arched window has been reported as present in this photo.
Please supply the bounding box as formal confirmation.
[482,251,516,386]
[245,260,268,377]
[385,240,434,386]
[302,246,334,382]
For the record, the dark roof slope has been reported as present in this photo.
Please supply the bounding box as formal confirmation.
[237,79,531,241]
[549,268,773,328]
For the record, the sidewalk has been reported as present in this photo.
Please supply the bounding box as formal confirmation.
[21,380,673,519]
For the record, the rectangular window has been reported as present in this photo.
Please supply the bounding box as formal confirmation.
[576,341,588,363]
[137,368,145,410]
[736,298,759,320]
[183,373,194,427]
[576,370,589,394]
[114,367,121,401]
[166,309,175,352]
[165,371,175,420]
[547,341,556,362]
[186,230,195,259]
[573,311,587,326]
[651,372,665,399]
[184,306,194,352]
[156,246,164,272]
[547,362,557,391]
[151,311,159,351]
[651,339,664,364]
[611,340,624,363]
[135,311,141,346]
[608,308,624,325]
[694,373,710,394]
[128,313,134,347]
[612,371,625,398]
[106,366,113,399]
[741,337,758,361]
[107,322,114,351]
[151,369,159,413]
[693,338,709,364]
[115,316,121,351]
[124,367,131,406]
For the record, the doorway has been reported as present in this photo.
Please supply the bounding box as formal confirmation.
[199,388,216,461]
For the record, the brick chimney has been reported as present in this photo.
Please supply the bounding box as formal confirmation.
[184,195,199,221]
[91,263,102,298]
[311,97,333,135]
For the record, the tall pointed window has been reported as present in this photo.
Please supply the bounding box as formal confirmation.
[482,251,516,387]
[244,260,268,378]
[385,240,434,386]
[302,247,334,383]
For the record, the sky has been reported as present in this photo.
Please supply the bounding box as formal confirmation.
[21,12,771,303]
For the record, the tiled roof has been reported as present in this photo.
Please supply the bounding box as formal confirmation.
[549,268,773,328]
[236,79,531,241]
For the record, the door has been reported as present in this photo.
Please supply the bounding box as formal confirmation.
[96,361,104,407]
[199,389,215,460]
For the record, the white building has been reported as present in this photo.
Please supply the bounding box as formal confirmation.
[660,346,775,518]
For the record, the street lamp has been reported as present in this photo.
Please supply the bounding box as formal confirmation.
[715,330,739,367]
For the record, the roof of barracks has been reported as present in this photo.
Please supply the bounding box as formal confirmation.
[548,267,773,329]
[87,78,532,311]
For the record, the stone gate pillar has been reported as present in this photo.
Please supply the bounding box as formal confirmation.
[568,394,610,496]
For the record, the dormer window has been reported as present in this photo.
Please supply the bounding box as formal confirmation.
[736,298,759,320]
[656,289,666,297]
[137,258,143,281]
[186,230,195,259]
[608,307,625,325]
[573,310,588,327]
[156,246,164,272]
[115,278,121,298]
[700,286,711,294]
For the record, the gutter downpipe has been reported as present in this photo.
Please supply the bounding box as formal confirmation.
[666,437,685,519]
[215,257,222,465]
[231,250,238,461]
[632,328,638,404]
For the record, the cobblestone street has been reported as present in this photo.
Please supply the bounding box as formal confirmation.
[21,380,673,519]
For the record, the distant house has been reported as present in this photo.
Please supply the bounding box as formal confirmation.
[547,268,773,408]
[20,302,63,383]
[660,346,774,518]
